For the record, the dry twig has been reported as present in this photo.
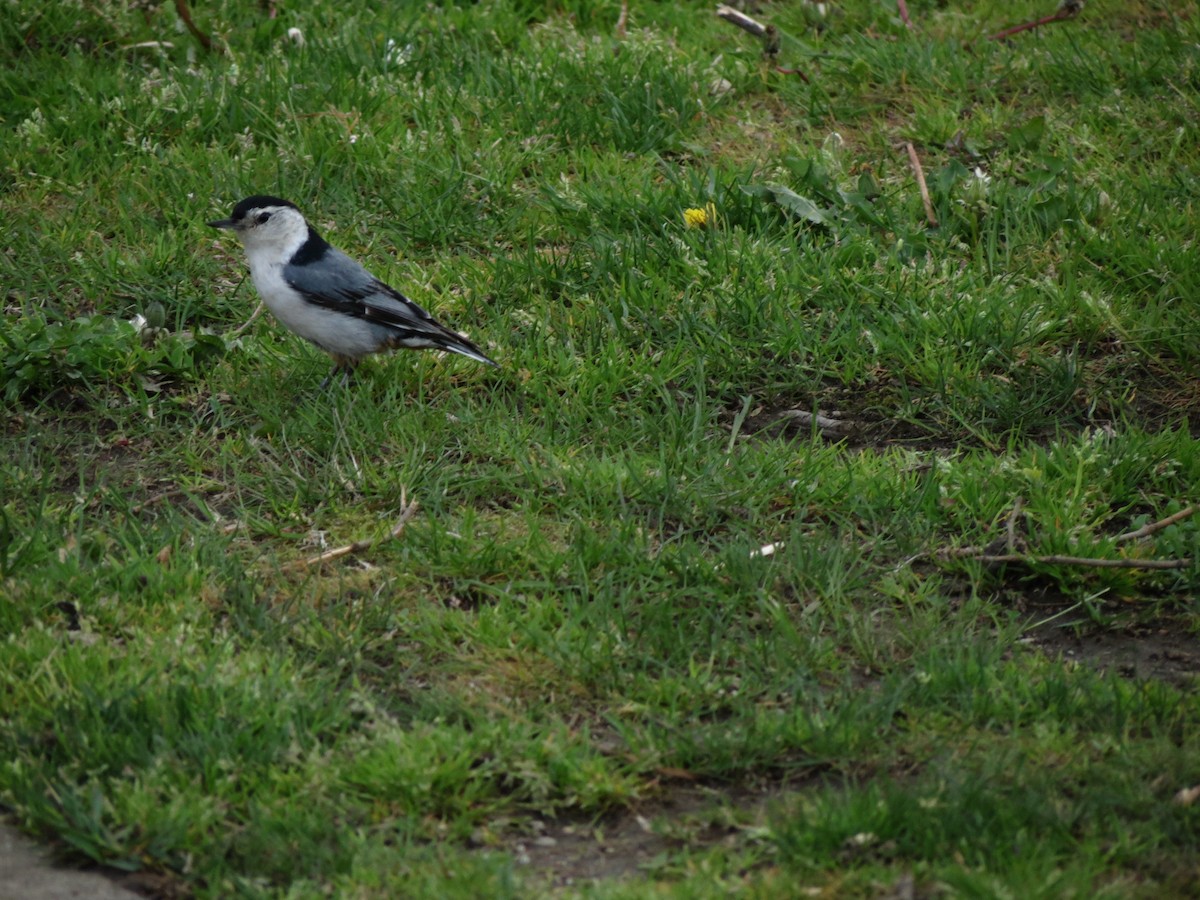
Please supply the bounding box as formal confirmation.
[988,0,1084,42]
[131,487,191,515]
[897,0,913,30]
[905,141,938,227]
[777,409,855,439]
[934,500,1195,572]
[1175,785,1200,807]
[715,5,808,79]
[173,0,215,52]
[131,484,225,517]
[716,4,767,38]
[287,498,419,570]
[1005,496,1024,553]
[1116,505,1197,543]
[967,554,1191,571]
[229,300,266,339]
[120,41,175,52]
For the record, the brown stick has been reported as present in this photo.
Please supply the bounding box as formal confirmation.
[229,300,266,338]
[905,141,938,227]
[715,6,807,78]
[173,0,215,52]
[935,501,1196,568]
[988,12,1069,41]
[131,487,191,515]
[774,67,811,82]
[940,545,988,559]
[968,554,1192,570]
[615,0,628,40]
[897,0,913,30]
[777,409,855,438]
[1116,505,1197,543]
[1175,785,1200,807]
[988,2,1082,42]
[1005,496,1024,553]
[716,4,767,38]
[130,484,224,516]
[288,500,419,570]
[949,506,1198,555]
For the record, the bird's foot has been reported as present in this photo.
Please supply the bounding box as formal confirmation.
[319,367,355,391]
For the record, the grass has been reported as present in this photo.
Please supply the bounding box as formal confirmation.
[2,0,1199,896]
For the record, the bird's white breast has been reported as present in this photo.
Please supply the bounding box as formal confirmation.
[244,245,385,359]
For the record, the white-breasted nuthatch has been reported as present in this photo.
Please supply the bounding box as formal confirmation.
[208,195,497,385]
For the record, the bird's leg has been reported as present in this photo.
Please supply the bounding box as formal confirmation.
[319,356,358,391]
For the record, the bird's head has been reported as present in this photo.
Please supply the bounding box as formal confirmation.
[208,195,309,256]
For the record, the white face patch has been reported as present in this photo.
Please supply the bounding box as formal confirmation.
[235,206,309,259]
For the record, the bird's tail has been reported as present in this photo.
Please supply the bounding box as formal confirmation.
[388,324,499,368]
[364,288,499,367]
[442,334,499,368]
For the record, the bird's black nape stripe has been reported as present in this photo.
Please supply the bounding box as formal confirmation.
[230,195,297,223]
[289,226,332,266]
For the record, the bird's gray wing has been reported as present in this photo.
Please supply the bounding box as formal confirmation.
[283,247,435,325]
[283,248,498,366]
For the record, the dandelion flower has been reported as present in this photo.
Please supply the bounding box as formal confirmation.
[683,203,717,229]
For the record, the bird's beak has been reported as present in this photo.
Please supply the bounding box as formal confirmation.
[207,218,236,230]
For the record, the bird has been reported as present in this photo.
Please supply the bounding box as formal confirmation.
[207,195,497,386]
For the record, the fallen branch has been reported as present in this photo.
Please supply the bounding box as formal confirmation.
[940,504,1195,561]
[905,141,938,227]
[715,5,809,78]
[229,300,266,338]
[1175,785,1200,807]
[967,554,1192,571]
[939,542,1193,569]
[777,409,855,439]
[1116,505,1197,543]
[716,4,767,38]
[932,500,1195,571]
[287,498,419,570]
[173,0,216,52]
[120,41,175,52]
[988,0,1084,42]
[1005,496,1024,553]
[772,65,810,82]
[130,483,225,516]
[131,487,192,515]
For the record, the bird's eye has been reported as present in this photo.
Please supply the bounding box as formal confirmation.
[257,212,272,224]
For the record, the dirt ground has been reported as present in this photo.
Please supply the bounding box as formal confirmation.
[19,601,1196,898]
[509,779,781,890]
[508,595,1200,892]
[1021,598,1199,686]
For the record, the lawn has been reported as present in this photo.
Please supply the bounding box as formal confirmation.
[1,0,1198,896]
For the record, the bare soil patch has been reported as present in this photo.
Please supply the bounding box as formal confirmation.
[1020,597,1200,687]
[508,779,785,890]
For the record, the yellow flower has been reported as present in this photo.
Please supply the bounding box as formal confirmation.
[683,203,717,229]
